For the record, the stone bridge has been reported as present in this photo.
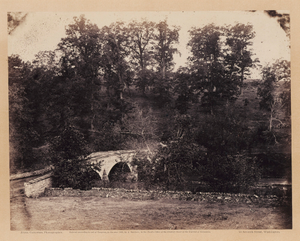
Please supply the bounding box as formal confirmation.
[88,150,140,181]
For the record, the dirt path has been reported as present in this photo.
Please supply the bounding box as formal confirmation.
[10,195,292,230]
[10,176,40,230]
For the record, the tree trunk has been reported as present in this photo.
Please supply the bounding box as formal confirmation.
[240,68,245,95]
[118,72,124,100]
[269,108,273,131]
[90,88,94,130]
[162,60,166,80]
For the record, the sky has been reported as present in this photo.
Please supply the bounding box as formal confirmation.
[8,11,290,78]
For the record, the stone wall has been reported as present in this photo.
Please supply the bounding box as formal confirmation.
[24,173,52,198]
[44,187,291,206]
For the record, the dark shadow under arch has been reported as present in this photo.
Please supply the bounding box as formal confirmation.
[108,162,131,182]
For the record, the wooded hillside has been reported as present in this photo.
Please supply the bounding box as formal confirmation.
[9,15,291,192]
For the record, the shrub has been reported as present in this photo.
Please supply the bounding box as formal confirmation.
[203,154,261,193]
[255,152,291,179]
[131,151,156,190]
[52,159,100,190]
[194,112,250,155]
[152,142,260,193]
[130,138,207,191]
[50,126,100,190]
[151,140,207,191]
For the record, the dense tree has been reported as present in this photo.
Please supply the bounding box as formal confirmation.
[257,59,291,132]
[9,55,39,169]
[224,23,258,93]
[151,20,180,104]
[23,51,64,140]
[194,111,251,155]
[8,54,30,86]
[101,21,133,100]
[188,24,227,114]
[32,50,60,73]
[173,66,198,114]
[57,15,103,130]
[153,20,180,79]
[187,23,257,114]
[127,20,156,94]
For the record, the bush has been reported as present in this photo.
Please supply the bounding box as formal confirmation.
[131,141,261,193]
[131,151,156,190]
[151,140,207,191]
[203,154,261,193]
[194,112,250,155]
[252,123,277,145]
[50,126,89,161]
[130,138,207,191]
[50,126,101,190]
[129,110,261,193]
[52,159,100,190]
[255,152,291,179]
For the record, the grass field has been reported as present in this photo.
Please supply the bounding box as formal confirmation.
[11,194,292,230]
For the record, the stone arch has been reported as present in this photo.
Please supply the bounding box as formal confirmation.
[88,150,138,182]
[108,162,131,182]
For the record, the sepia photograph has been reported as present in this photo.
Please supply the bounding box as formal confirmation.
[8,10,292,231]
